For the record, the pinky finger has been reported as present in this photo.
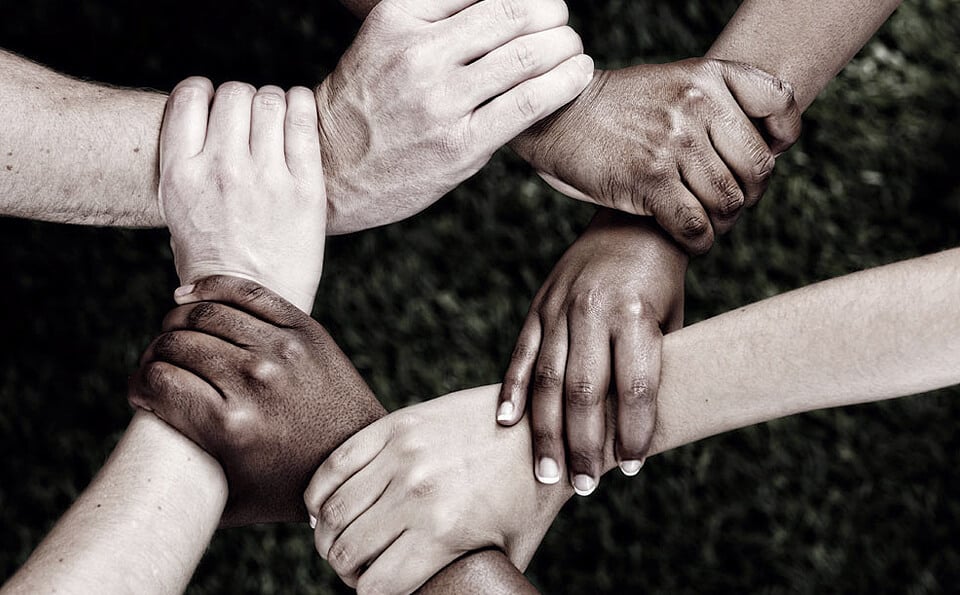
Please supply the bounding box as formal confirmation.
[498,313,543,426]
[471,54,594,153]
[283,86,322,181]
[612,318,662,475]
[303,415,392,524]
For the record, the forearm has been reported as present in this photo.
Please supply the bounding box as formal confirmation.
[706,0,902,110]
[0,49,166,226]
[2,412,227,594]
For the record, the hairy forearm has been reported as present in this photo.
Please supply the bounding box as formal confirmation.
[706,0,902,111]
[0,49,166,226]
[2,412,227,594]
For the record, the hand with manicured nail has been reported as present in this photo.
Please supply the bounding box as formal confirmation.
[511,59,802,255]
[317,0,595,234]
[160,78,326,313]
[304,385,569,595]
[128,275,383,527]
[497,209,686,494]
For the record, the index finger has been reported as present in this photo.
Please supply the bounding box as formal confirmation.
[173,275,309,330]
[160,77,214,167]
[718,60,802,155]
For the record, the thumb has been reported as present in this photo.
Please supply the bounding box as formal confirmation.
[173,275,308,328]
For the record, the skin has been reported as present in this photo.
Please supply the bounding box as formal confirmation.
[3,71,538,593]
[1,0,592,233]
[306,247,960,594]
[498,0,904,493]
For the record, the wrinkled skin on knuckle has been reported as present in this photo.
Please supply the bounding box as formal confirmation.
[184,301,221,329]
[497,0,530,28]
[150,331,185,361]
[274,333,307,362]
[532,428,560,452]
[566,379,601,410]
[567,447,603,473]
[620,376,652,407]
[533,364,563,392]
[319,495,347,531]
[327,540,355,577]
[242,357,282,388]
[569,286,605,318]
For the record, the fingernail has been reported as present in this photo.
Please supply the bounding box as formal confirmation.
[309,514,317,530]
[619,459,644,477]
[572,474,597,496]
[496,401,515,423]
[535,458,561,485]
[174,284,195,298]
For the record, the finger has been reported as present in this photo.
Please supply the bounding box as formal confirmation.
[612,317,662,474]
[313,457,392,561]
[458,26,582,108]
[128,361,224,452]
[440,0,569,63]
[707,98,775,209]
[563,309,611,496]
[160,76,214,166]
[718,60,802,155]
[529,315,568,485]
[677,140,745,235]
[173,275,307,329]
[325,500,406,588]
[141,330,251,395]
[498,312,542,426]
[304,416,393,524]
[283,86,323,181]
[389,0,484,22]
[356,531,453,595]
[204,81,257,154]
[470,53,593,154]
[249,85,286,163]
[648,179,715,255]
[162,301,279,347]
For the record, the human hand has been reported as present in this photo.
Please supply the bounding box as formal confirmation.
[511,59,802,254]
[497,210,686,494]
[160,78,326,312]
[317,0,594,234]
[304,385,570,595]
[128,275,383,527]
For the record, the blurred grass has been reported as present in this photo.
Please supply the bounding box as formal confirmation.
[1,0,959,593]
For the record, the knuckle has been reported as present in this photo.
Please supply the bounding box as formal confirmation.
[511,41,537,73]
[514,87,543,120]
[617,299,650,320]
[287,108,317,134]
[185,302,220,328]
[570,287,605,317]
[567,380,601,409]
[275,335,307,362]
[567,448,602,473]
[715,179,745,216]
[253,89,285,110]
[678,205,710,240]
[327,540,354,575]
[751,149,776,181]
[217,80,256,98]
[244,358,281,385]
[534,364,563,392]
[532,427,559,450]
[497,0,529,26]
[142,362,174,394]
[510,340,538,363]
[318,496,346,530]
[621,377,652,405]
[151,331,183,359]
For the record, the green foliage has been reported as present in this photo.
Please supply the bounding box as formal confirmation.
[1,1,959,593]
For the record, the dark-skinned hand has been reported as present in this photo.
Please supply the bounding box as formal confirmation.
[511,59,802,254]
[497,209,687,494]
[128,275,383,527]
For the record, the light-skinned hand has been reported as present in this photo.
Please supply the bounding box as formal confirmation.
[317,0,594,234]
[159,78,326,313]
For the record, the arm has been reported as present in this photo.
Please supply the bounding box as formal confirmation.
[706,0,903,111]
[1,413,227,594]
[0,49,166,226]
[305,246,960,592]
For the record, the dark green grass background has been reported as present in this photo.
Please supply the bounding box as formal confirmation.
[2,1,959,592]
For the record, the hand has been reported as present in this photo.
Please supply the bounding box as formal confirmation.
[511,59,802,254]
[160,78,326,312]
[497,210,686,494]
[304,385,571,595]
[127,275,383,527]
[317,0,594,234]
